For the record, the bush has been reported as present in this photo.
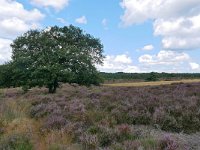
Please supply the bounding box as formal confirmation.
[159,135,178,150]
[44,115,67,130]
[80,133,98,149]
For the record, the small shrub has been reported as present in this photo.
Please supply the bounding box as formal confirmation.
[80,133,98,150]
[99,132,113,147]
[87,126,101,134]
[98,128,117,147]
[123,140,141,150]
[30,102,60,118]
[159,135,178,150]
[30,103,47,118]
[116,124,136,142]
[44,115,67,130]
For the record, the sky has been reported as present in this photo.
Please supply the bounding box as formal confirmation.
[0,0,200,73]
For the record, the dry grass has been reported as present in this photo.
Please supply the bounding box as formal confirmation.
[0,87,76,150]
[103,79,200,87]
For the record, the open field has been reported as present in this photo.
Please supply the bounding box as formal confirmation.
[1,82,200,149]
[104,79,200,87]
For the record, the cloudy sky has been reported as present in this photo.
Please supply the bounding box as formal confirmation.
[0,0,200,73]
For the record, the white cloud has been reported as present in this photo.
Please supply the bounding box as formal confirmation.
[0,38,12,64]
[0,0,44,22]
[75,16,87,24]
[102,19,107,26]
[0,0,44,64]
[123,66,141,73]
[138,50,196,73]
[0,18,38,38]
[31,0,70,11]
[120,0,200,26]
[154,15,200,50]
[190,62,200,70]
[114,54,132,64]
[97,52,198,73]
[139,50,190,65]
[102,18,108,30]
[139,55,153,63]
[97,54,140,73]
[141,44,154,51]
[57,18,67,25]
[0,0,44,39]
[120,0,200,51]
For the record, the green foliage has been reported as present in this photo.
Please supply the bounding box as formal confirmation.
[101,72,200,82]
[0,63,15,88]
[145,72,158,81]
[0,25,104,93]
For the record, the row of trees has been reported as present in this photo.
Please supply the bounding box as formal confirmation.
[0,25,104,93]
[101,72,200,82]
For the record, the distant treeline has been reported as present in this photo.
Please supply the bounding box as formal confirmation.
[101,72,200,82]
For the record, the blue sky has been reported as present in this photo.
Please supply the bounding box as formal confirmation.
[0,0,200,73]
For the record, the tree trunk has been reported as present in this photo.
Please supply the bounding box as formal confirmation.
[48,78,58,93]
[48,85,53,93]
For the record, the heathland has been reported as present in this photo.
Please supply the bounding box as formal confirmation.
[1,81,200,149]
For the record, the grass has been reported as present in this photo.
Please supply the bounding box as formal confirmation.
[103,79,200,87]
[1,82,200,149]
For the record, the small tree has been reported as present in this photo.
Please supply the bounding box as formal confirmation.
[9,25,104,93]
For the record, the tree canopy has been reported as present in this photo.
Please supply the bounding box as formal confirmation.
[0,25,104,93]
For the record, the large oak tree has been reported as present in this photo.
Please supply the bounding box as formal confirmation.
[6,25,104,93]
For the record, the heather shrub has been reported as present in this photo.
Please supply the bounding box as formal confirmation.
[128,110,152,125]
[3,89,20,98]
[181,113,200,133]
[159,115,182,132]
[0,118,5,135]
[123,140,141,150]
[96,126,119,147]
[67,99,86,121]
[30,102,61,118]
[115,124,136,142]
[0,134,33,150]
[98,131,113,147]
[80,133,98,149]
[98,115,117,128]
[87,126,101,134]
[2,82,199,149]
[30,95,54,106]
[28,82,200,134]
[85,110,109,124]
[43,115,67,130]
[30,103,47,118]
[159,135,178,150]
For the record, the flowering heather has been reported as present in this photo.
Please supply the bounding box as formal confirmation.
[159,134,179,150]
[43,115,68,130]
[1,82,200,149]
